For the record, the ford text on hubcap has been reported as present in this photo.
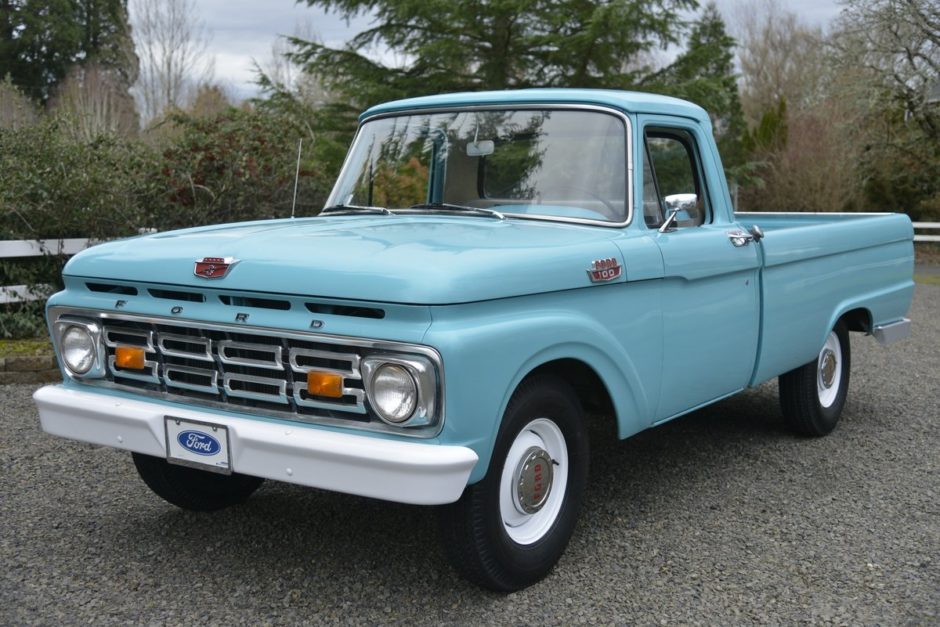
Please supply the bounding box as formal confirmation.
[513,446,554,514]
[499,418,568,545]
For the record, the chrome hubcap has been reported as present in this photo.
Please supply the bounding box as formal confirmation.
[499,417,569,545]
[513,447,554,514]
[820,349,837,388]
[816,331,842,408]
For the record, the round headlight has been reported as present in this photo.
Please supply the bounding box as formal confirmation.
[61,325,96,374]
[370,364,417,424]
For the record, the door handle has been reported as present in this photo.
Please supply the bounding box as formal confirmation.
[727,230,753,247]
[728,225,763,247]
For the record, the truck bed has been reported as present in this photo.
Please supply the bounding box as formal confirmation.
[735,212,915,385]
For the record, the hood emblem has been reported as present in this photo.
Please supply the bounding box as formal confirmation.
[587,257,622,283]
[194,256,238,279]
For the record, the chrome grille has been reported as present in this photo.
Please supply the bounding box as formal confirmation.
[100,317,369,422]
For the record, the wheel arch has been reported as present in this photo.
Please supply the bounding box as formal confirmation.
[821,304,872,350]
[783,306,864,386]
[519,358,618,439]
[497,345,648,445]
[839,307,872,334]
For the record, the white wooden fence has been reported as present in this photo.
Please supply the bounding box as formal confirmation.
[913,222,940,243]
[0,238,92,304]
[2,222,940,304]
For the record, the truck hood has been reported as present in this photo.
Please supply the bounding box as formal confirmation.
[64,215,625,304]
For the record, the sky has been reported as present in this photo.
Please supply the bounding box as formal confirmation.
[185,0,845,101]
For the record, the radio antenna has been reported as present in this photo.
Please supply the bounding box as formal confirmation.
[291,138,303,219]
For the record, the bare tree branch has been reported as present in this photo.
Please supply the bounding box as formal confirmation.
[129,0,214,124]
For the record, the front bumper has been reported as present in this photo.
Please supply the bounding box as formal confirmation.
[33,385,478,505]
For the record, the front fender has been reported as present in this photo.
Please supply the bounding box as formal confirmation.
[426,282,662,483]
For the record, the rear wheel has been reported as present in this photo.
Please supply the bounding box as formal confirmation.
[779,321,851,436]
[132,452,264,512]
[438,375,589,592]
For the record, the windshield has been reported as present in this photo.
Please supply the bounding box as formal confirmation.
[326,109,628,223]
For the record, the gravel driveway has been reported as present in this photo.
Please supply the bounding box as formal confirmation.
[2,285,937,625]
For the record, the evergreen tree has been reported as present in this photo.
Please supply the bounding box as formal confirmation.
[0,0,137,105]
[644,3,745,171]
[1,0,81,103]
[290,0,698,108]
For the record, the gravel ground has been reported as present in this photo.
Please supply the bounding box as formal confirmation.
[2,286,937,625]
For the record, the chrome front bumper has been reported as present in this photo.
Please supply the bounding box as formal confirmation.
[33,385,477,505]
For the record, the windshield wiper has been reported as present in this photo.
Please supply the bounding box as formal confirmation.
[321,204,393,216]
[409,202,505,220]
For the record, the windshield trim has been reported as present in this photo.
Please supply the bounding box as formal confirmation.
[327,103,634,229]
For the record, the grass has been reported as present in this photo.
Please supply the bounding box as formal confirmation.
[0,337,53,357]
[914,274,940,286]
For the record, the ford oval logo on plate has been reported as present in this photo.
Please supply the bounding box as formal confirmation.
[165,417,230,473]
[177,430,222,456]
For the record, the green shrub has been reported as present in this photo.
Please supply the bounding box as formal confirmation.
[148,108,335,231]
[0,118,153,241]
[0,119,154,337]
[0,105,348,338]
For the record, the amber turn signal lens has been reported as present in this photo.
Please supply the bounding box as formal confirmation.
[114,346,146,370]
[307,371,344,398]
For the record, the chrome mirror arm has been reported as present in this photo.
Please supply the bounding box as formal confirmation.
[659,208,681,233]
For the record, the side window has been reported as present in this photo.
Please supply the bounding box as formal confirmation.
[644,128,709,227]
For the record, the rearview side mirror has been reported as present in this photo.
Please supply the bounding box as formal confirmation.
[664,193,697,213]
[659,194,697,233]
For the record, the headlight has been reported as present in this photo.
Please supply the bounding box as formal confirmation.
[362,355,439,428]
[370,364,417,423]
[61,325,96,374]
[53,318,105,378]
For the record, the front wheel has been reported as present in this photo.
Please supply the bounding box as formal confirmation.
[779,321,851,436]
[438,375,589,592]
[132,452,264,512]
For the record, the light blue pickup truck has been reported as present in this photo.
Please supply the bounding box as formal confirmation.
[34,89,914,591]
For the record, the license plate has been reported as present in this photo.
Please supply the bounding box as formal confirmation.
[165,416,232,474]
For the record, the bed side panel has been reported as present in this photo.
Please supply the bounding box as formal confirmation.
[750,214,914,385]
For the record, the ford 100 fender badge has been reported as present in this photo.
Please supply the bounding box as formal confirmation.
[194,256,238,279]
[587,258,622,282]
[177,430,222,456]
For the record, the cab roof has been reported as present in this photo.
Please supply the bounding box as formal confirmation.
[360,88,709,123]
